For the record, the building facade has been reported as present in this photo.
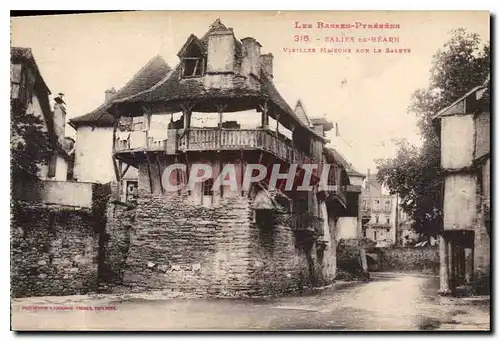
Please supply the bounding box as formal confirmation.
[11,47,72,183]
[97,19,361,296]
[433,76,490,295]
[361,171,399,247]
[68,55,172,189]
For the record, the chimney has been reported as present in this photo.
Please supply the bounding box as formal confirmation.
[241,37,262,80]
[204,26,236,89]
[53,93,66,139]
[260,53,273,78]
[105,87,117,103]
[206,28,235,74]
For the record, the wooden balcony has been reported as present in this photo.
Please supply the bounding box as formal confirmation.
[114,128,317,166]
[114,130,173,153]
[178,128,315,165]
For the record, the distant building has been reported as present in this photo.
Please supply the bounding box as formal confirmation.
[433,76,490,295]
[361,171,399,247]
[397,210,418,246]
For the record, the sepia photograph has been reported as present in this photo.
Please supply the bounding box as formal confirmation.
[9,10,491,331]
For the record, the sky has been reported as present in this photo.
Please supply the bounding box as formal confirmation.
[10,11,490,174]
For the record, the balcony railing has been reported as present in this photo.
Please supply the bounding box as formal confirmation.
[178,128,315,165]
[114,128,317,166]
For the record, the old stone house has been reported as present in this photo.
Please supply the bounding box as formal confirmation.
[433,76,490,295]
[68,55,172,202]
[95,19,360,297]
[11,47,111,298]
[11,47,72,182]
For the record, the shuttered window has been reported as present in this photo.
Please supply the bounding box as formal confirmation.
[47,154,57,178]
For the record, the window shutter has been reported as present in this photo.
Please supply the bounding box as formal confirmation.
[47,154,57,178]
[10,64,22,100]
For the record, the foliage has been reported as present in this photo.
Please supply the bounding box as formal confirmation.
[376,28,490,236]
[10,100,53,185]
[336,239,368,279]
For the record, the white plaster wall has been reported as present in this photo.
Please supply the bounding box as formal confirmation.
[336,217,358,240]
[441,115,474,169]
[55,156,68,181]
[443,173,477,230]
[74,126,115,183]
[41,181,93,208]
[319,202,331,242]
[207,33,235,73]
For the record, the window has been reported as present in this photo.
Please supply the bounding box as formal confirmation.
[384,200,391,211]
[386,217,390,224]
[374,199,380,211]
[202,178,214,196]
[375,215,379,224]
[182,58,204,78]
[374,231,378,240]
[362,200,367,210]
[201,178,214,206]
[125,181,138,203]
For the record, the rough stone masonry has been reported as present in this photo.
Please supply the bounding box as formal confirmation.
[112,189,312,297]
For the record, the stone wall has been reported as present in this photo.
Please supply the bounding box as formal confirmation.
[103,202,134,285]
[248,212,310,295]
[10,202,99,298]
[371,246,439,274]
[115,189,311,297]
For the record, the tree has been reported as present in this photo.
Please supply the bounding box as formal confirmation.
[376,28,490,236]
[10,94,53,186]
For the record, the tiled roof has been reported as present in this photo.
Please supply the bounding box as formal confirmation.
[294,100,313,127]
[11,47,50,94]
[114,20,324,140]
[324,147,364,177]
[68,55,171,128]
[433,75,491,120]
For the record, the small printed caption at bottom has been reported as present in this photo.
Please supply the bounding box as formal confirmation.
[21,305,117,311]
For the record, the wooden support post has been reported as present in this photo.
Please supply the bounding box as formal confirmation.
[185,153,190,195]
[180,102,195,128]
[248,151,264,198]
[120,164,131,179]
[156,154,164,194]
[141,105,152,131]
[240,150,245,197]
[290,124,296,164]
[180,102,195,150]
[276,112,280,134]
[439,234,451,295]
[258,100,269,129]
[465,247,474,284]
[215,104,227,150]
[145,153,154,194]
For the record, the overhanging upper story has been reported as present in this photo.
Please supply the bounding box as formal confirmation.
[433,76,490,171]
[433,75,490,232]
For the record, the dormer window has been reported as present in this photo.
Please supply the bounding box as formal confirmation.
[182,57,204,78]
[178,34,206,79]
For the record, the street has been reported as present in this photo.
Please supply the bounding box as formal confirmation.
[11,272,490,331]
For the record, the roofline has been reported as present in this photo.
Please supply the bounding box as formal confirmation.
[69,54,170,128]
[11,47,51,95]
[113,64,179,105]
[432,77,490,120]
